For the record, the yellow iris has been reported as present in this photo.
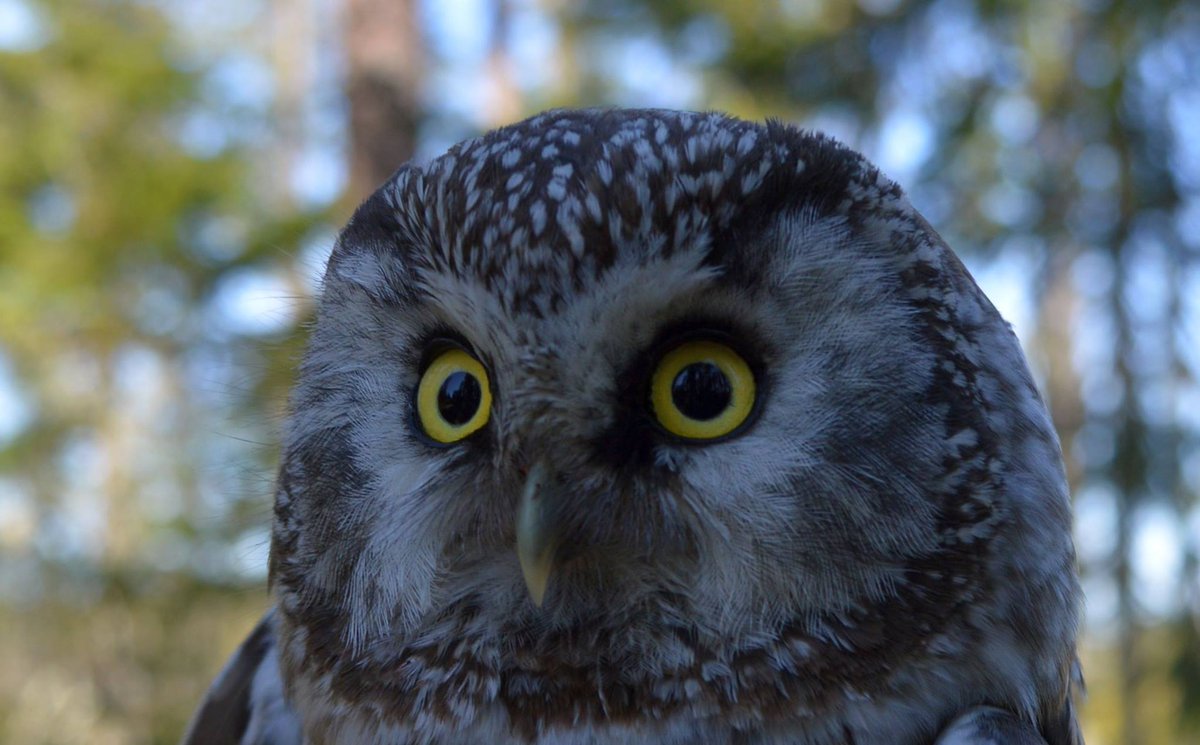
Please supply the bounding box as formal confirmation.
[650,340,755,440]
[416,348,492,444]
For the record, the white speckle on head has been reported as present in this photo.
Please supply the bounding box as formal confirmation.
[737,130,758,155]
[529,200,547,236]
[556,199,585,258]
[585,193,602,222]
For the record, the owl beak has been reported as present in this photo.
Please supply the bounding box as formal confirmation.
[516,461,559,606]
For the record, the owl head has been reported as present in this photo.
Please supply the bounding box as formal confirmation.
[268,109,1079,741]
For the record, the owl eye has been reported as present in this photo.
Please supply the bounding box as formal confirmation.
[415,347,492,444]
[650,340,756,441]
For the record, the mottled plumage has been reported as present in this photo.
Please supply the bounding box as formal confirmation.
[183,108,1083,745]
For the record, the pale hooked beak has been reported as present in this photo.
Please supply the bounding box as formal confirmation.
[516,461,561,606]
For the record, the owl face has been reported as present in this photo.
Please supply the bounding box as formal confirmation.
[269,109,1077,739]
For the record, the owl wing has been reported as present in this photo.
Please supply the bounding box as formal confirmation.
[180,609,301,745]
[935,699,1086,745]
[934,707,1049,745]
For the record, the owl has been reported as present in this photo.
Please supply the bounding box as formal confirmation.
[183,108,1083,745]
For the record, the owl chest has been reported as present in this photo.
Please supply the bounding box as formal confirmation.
[285,628,962,745]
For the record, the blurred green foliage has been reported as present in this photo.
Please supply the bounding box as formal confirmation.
[0,0,1197,743]
[0,0,325,740]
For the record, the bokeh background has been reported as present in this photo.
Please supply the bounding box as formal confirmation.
[0,0,1197,742]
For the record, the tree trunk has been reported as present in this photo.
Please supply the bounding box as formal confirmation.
[342,0,424,203]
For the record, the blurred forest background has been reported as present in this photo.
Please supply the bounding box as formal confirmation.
[0,0,1197,742]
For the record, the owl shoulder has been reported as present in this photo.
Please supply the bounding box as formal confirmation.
[180,609,300,745]
[934,701,1084,745]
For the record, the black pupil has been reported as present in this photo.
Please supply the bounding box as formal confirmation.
[437,371,482,426]
[671,362,732,421]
